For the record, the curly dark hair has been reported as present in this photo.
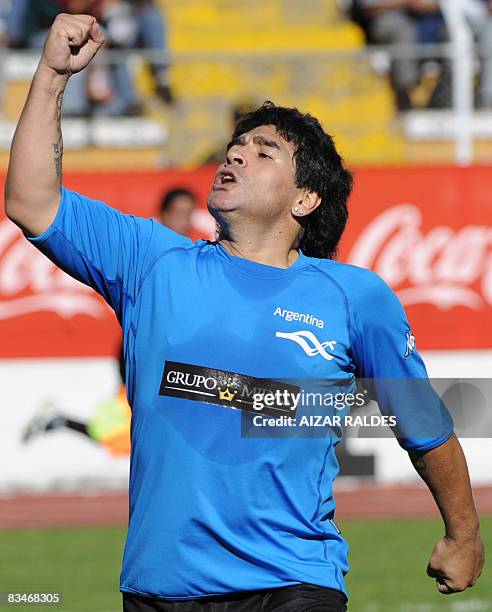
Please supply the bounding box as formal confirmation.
[230,101,353,259]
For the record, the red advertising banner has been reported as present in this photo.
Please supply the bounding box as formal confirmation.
[339,166,492,350]
[1,165,491,357]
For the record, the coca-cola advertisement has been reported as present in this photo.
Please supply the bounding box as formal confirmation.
[339,166,492,350]
[1,166,491,357]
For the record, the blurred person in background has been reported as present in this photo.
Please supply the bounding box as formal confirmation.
[132,0,173,104]
[462,0,492,108]
[5,0,171,115]
[3,0,59,48]
[0,0,26,48]
[22,349,131,455]
[93,0,173,115]
[158,187,197,236]
[94,0,142,116]
[346,0,449,110]
[5,13,484,611]
[0,1,10,47]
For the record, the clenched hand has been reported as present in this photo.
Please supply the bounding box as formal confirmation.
[427,532,484,594]
[39,13,105,78]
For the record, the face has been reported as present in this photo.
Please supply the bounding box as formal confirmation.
[159,195,196,236]
[208,125,301,225]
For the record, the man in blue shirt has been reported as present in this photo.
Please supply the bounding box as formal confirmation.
[4,13,484,612]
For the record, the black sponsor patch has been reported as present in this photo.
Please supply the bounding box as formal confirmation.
[160,361,300,416]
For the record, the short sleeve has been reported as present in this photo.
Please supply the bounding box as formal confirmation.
[27,187,191,319]
[349,271,454,452]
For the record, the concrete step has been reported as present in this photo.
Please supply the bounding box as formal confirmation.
[0,117,168,171]
[0,118,167,150]
[404,110,492,140]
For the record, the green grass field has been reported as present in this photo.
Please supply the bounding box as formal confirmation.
[1,518,490,612]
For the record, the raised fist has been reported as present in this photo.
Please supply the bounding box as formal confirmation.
[40,13,105,77]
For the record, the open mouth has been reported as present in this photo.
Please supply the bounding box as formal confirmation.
[221,173,235,184]
[215,170,237,187]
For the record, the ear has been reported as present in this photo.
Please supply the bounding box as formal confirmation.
[291,190,322,218]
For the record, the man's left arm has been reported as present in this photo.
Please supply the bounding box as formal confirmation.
[349,269,484,594]
[409,434,484,594]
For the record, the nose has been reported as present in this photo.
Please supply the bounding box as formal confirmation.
[225,147,246,166]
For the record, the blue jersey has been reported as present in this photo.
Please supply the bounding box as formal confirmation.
[29,188,453,600]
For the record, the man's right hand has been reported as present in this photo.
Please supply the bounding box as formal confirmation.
[39,13,105,78]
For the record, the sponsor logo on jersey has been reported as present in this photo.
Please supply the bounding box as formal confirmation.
[404,330,416,357]
[160,361,300,416]
[275,330,337,361]
[273,306,325,329]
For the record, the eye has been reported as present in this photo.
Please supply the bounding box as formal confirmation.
[259,152,271,159]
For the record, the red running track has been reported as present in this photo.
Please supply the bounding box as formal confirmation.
[1,484,491,529]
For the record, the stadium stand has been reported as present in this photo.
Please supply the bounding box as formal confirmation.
[159,0,408,165]
[0,0,491,168]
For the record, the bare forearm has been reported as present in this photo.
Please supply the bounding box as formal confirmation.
[6,66,67,233]
[5,65,68,235]
[411,434,484,593]
[410,434,479,540]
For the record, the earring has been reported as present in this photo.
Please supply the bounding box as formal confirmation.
[293,207,299,214]
[297,209,304,216]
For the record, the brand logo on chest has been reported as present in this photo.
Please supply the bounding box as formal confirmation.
[275,330,337,361]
